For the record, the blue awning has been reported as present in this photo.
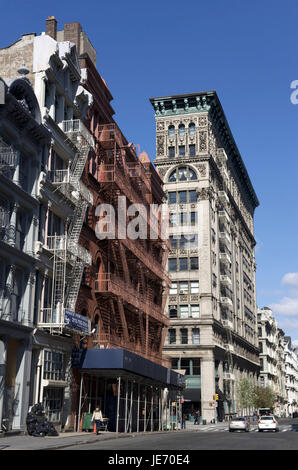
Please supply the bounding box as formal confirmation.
[72,348,185,389]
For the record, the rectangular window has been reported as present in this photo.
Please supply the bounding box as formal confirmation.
[190,281,199,294]
[190,305,200,318]
[189,144,196,156]
[171,359,178,369]
[180,359,191,375]
[43,350,65,381]
[179,258,188,271]
[169,213,177,227]
[179,212,187,226]
[178,191,187,203]
[168,192,177,204]
[192,329,200,344]
[192,358,201,375]
[189,190,197,202]
[169,305,178,318]
[169,235,177,249]
[190,211,197,225]
[180,329,188,344]
[168,329,176,344]
[178,145,185,156]
[168,146,175,158]
[180,305,189,318]
[179,282,189,295]
[43,387,64,422]
[169,282,178,295]
[190,257,199,270]
[168,258,177,272]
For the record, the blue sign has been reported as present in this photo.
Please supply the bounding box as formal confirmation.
[64,309,90,335]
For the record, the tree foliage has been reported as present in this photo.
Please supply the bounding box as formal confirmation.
[252,386,275,409]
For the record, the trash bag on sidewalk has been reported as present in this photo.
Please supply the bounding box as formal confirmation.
[26,403,59,437]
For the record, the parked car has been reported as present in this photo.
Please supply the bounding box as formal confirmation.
[229,417,250,432]
[258,415,279,432]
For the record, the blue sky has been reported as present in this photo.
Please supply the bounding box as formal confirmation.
[2,0,298,342]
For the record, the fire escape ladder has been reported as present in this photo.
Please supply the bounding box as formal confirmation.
[51,237,67,326]
[115,297,129,342]
[118,242,131,285]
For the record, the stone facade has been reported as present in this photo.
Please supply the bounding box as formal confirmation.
[150,92,260,422]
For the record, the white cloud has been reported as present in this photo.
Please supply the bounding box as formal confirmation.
[269,296,298,317]
[282,273,298,287]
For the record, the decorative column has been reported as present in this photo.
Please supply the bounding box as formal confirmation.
[201,353,216,423]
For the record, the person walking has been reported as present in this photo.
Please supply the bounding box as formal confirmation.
[92,407,103,434]
[181,413,187,429]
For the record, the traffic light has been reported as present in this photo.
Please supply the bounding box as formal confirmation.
[215,394,219,401]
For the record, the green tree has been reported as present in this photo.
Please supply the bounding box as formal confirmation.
[236,378,254,415]
[252,386,275,409]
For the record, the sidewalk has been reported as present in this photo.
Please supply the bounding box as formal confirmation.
[0,431,129,450]
[0,422,229,450]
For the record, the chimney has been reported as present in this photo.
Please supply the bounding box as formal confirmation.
[46,16,57,40]
[64,22,82,54]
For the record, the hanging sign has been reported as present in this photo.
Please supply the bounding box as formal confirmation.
[64,309,91,335]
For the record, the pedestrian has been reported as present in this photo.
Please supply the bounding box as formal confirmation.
[194,410,199,425]
[181,413,187,429]
[92,407,103,434]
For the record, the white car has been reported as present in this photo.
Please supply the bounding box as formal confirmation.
[258,415,279,432]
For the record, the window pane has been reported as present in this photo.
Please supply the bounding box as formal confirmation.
[168,125,175,137]
[190,281,199,294]
[190,257,199,270]
[180,359,190,375]
[168,192,176,204]
[181,329,188,344]
[168,329,176,344]
[179,282,189,294]
[179,258,188,271]
[189,123,195,135]
[169,236,177,249]
[179,213,187,226]
[189,144,196,157]
[180,305,189,318]
[168,169,177,182]
[178,191,187,203]
[168,146,175,158]
[169,305,178,318]
[192,329,200,344]
[179,146,185,156]
[178,125,185,136]
[192,358,201,375]
[191,305,200,318]
[169,282,177,295]
[168,258,177,271]
[189,190,197,202]
[178,167,187,181]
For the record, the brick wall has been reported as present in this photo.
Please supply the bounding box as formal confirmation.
[0,34,35,84]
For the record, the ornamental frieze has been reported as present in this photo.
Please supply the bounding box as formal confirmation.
[157,135,165,156]
[199,130,208,152]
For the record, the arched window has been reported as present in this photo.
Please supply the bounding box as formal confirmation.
[168,125,175,137]
[168,166,197,182]
[189,123,196,135]
[178,124,185,137]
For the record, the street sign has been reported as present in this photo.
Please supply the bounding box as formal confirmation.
[64,309,91,335]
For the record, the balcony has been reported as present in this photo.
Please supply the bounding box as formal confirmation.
[98,123,123,149]
[223,372,235,381]
[94,273,169,326]
[62,119,95,149]
[220,274,232,287]
[219,252,231,265]
[217,148,228,163]
[218,191,229,206]
[219,231,231,246]
[220,297,233,308]
[44,235,91,264]
[0,142,17,175]
[222,319,233,329]
[218,209,230,224]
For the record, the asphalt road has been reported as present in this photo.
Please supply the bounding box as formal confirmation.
[61,419,298,451]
